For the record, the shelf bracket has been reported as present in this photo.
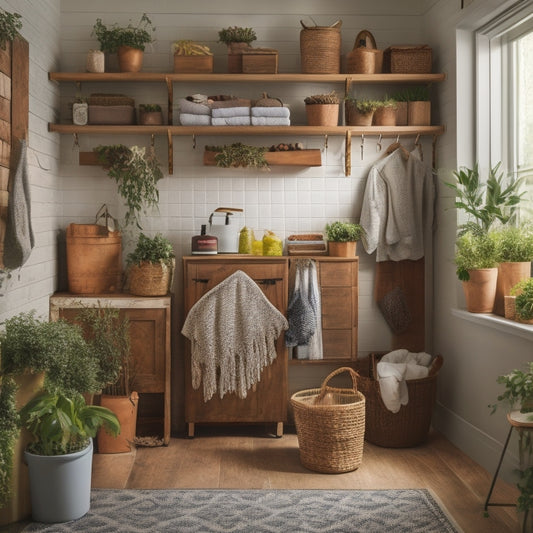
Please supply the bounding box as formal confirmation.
[345,76,352,97]
[165,76,173,125]
[345,130,352,177]
[167,129,173,175]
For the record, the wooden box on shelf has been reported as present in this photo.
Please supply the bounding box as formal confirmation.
[173,55,214,74]
[203,149,322,167]
[242,49,279,74]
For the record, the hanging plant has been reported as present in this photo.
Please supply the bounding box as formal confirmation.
[0,9,22,50]
[205,142,269,169]
[94,144,163,229]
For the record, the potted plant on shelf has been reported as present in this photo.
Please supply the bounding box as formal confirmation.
[489,362,533,530]
[94,144,163,230]
[172,39,213,73]
[406,86,431,126]
[391,89,409,126]
[492,224,533,316]
[19,391,119,523]
[373,97,398,126]
[91,13,155,72]
[344,97,379,126]
[218,26,257,73]
[325,221,365,257]
[304,91,340,127]
[126,232,175,297]
[139,104,163,125]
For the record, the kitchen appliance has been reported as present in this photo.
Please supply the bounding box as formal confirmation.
[208,207,243,253]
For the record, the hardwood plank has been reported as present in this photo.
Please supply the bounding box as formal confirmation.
[11,37,29,143]
[0,96,10,123]
[0,42,11,77]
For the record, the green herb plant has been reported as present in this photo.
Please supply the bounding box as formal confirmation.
[454,230,498,281]
[511,279,533,321]
[218,26,257,45]
[492,223,533,263]
[0,376,18,508]
[345,97,379,114]
[139,104,161,112]
[0,9,22,50]
[325,221,365,242]
[92,13,155,53]
[127,233,175,267]
[206,142,269,169]
[94,144,163,229]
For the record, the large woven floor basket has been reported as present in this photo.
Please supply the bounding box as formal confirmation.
[357,353,443,448]
[291,367,365,473]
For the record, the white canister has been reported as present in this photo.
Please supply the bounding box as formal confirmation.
[86,49,105,73]
[72,102,88,125]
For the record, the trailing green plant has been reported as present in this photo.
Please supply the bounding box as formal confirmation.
[454,230,498,281]
[345,97,379,114]
[445,162,525,236]
[19,391,120,456]
[492,223,533,263]
[205,142,269,169]
[92,13,155,53]
[218,26,257,45]
[75,306,132,396]
[0,311,100,396]
[139,103,161,112]
[0,9,22,50]
[511,278,533,321]
[127,233,175,267]
[0,376,18,508]
[325,221,365,242]
[94,144,163,229]
[304,91,340,105]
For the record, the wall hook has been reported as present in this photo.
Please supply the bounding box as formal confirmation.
[377,134,382,152]
[323,134,328,150]
[72,133,79,150]
[360,133,365,160]
[192,134,196,149]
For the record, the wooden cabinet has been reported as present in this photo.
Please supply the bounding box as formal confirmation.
[182,256,288,437]
[49,293,171,445]
[289,257,358,362]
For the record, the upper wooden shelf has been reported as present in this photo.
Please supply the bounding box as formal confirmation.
[49,72,446,84]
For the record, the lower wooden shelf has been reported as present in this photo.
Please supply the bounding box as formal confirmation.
[203,148,322,167]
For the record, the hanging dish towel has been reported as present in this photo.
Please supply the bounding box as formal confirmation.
[181,270,288,402]
[4,139,35,269]
[286,258,323,359]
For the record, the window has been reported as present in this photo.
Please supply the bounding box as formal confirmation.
[477,4,533,221]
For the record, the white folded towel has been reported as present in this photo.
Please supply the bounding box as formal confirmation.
[376,349,432,413]
[251,116,291,126]
[212,116,251,126]
[211,106,251,118]
[178,98,211,115]
[179,113,211,126]
[251,106,290,118]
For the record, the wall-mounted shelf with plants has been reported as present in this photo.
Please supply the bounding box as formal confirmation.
[48,71,446,176]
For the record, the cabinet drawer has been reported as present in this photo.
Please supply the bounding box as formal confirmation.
[319,261,355,286]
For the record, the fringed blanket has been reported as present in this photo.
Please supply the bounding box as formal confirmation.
[181,270,288,402]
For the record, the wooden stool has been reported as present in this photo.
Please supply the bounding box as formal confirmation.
[484,411,533,528]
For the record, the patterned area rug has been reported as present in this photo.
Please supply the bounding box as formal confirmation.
[23,488,461,533]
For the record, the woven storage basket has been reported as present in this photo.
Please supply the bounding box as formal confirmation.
[357,353,443,448]
[128,258,174,296]
[383,45,432,74]
[291,367,365,473]
[300,20,342,74]
[346,30,383,74]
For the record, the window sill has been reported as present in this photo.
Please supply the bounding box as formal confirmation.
[451,309,533,342]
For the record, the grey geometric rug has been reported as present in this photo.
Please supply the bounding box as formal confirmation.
[23,488,461,533]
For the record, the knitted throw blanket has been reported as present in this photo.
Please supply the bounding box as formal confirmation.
[181,270,288,402]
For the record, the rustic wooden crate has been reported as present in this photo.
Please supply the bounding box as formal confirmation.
[204,149,321,167]
[173,55,213,74]
[242,49,279,74]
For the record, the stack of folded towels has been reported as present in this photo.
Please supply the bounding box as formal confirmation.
[251,106,290,126]
[211,100,251,125]
[178,94,211,126]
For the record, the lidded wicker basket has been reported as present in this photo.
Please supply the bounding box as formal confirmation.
[346,30,383,74]
[291,367,365,473]
[300,20,342,74]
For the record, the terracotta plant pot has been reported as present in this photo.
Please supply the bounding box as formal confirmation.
[373,106,397,126]
[117,46,144,73]
[139,110,163,125]
[328,241,357,257]
[345,105,374,126]
[462,268,498,313]
[306,104,339,126]
[494,261,531,316]
[97,392,139,453]
[395,101,408,126]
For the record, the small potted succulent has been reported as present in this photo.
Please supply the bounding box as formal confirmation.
[325,221,365,257]
[304,91,340,127]
[218,26,257,73]
[345,97,379,126]
[139,103,163,125]
[92,13,155,72]
[373,97,398,126]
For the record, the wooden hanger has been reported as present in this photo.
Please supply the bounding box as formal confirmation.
[385,136,410,160]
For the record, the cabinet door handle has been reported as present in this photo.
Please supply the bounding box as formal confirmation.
[193,278,210,283]
[255,278,283,285]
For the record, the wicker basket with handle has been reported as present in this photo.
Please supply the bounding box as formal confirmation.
[346,30,383,74]
[383,45,432,74]
[290,366,365,473]
[300,20,342,74]
[357,353,443,448]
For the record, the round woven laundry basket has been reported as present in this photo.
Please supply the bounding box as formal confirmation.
[128,259,174,296]
[291,367,365,473]
[300,20,342,74]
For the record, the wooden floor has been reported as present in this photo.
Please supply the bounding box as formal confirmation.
[91,426,521,533]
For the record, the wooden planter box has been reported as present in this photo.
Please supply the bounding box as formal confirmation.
[204,149,321,167]
[173,55,213,74]
[242,49,279,74]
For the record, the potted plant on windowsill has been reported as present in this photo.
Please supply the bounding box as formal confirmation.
[126,232,175,296]
[218,26,257,73]
[325,221,365,257]
[507,278,533,324]
[92,13,155,72]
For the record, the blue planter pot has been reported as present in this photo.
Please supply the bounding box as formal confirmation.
[24,439,93,523]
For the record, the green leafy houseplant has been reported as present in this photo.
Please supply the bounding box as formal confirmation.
[325,221,365,242]
[511,279,533,321]
[454,230,498,281]
[492,224,533,263]
[0,376,18,509]
[92,13,155,53]
[127,232,175,267]
[0,8,22,50]
[205,143,269,169]
[139,103,161,112]
[19,391,120,456]
[345,97,380,114]
[94,144,163,229]
[218,26,257,45]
